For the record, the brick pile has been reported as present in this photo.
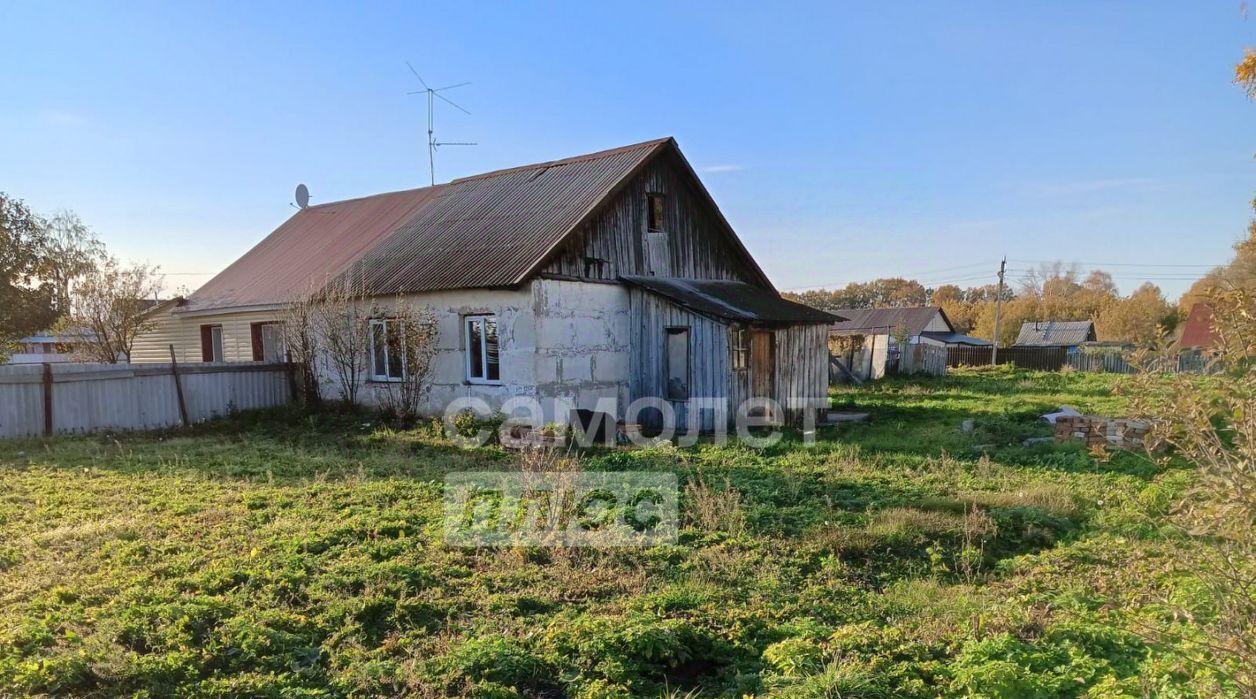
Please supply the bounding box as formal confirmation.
[1054,415,1157,451]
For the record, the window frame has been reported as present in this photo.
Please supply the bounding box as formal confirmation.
[464,314,502,385]
[207,325,224,362]
[730,324,750,371]
[368,318,406,382]
[665,325,690,402]
[646,193,666,232]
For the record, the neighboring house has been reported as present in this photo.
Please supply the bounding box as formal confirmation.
[1013,320,1097,350]
[132,137,837,430]
[1175,302,1217,350]
[828,306,988,380]
[6,330,83,364]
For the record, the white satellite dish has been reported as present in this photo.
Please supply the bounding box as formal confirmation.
[295,183,310,209]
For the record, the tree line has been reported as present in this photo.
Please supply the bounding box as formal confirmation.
[783,240,1256,347]
[0,192,162,362]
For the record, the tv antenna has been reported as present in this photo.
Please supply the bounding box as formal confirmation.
[406,62,476,185]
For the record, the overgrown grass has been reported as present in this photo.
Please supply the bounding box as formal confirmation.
[0,368,1231,697]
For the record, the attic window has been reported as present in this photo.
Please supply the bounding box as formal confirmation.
[647,193,665,232]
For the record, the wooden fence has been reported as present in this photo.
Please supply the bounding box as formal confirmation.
[946,346,1069,371]
[1067,349,1220,375]
[0,360,295,439]
[894,343,948,377]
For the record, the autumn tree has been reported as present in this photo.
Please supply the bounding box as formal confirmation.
[41,210,103,314]
[0,193,58,355]
[61,256,164,363]
[1095,282,1176,345]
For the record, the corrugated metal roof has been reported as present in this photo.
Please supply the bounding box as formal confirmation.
[1014,320,1096,347]
[919,331,991,346]
[829,307,951,336]
[622,276,840,324]
[354,138,671,293]
[183,187,444,312]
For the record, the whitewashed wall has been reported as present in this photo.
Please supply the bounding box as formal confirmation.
[0,362,292,439]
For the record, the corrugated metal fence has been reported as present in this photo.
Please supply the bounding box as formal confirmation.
[0,361,294,439]
[947,346,1069,371]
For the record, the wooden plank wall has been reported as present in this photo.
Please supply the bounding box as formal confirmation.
[542,154,766,285]
[628,289,830,431]
[774,324,830,427]
[627,288,731,433]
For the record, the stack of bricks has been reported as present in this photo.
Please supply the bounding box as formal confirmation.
[1054,415,1156,451]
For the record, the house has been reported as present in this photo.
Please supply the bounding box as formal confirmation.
[1013,320,1097,350]
[6,330,83,364]
[828,306,988,379]
[132,137,837,431]
[1175,303,1217,350]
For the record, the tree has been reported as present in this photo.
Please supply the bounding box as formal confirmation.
[61,256,163,363]
[40,210,103,314]
[0,193,57,356]
[314,271,372,405]
[1128,287,1256,696]
[1095,282,1176,345]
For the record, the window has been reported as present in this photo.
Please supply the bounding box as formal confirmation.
[666,327,689,401]
[369,319,406,381]
[465,315,501,384]
[731,325,750,370]
[250,322,285,362]
[200,324,224,362]
[647,193,665,232]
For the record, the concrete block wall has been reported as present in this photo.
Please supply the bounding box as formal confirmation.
[531,279,631,421]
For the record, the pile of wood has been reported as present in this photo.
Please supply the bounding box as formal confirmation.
[1054,415,1158,451]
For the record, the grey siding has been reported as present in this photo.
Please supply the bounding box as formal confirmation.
[542,154,767,285]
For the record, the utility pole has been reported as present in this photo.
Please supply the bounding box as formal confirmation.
[991,256,1007,365]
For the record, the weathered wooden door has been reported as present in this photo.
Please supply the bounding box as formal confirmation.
[751,330,776,417]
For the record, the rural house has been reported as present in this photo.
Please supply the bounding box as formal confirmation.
[1175,303,1217,351]
[132,138,836,431]
[828,306,987,380]
[1013,320,1097,351]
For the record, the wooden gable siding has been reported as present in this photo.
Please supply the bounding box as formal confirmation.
[542,153,765,285]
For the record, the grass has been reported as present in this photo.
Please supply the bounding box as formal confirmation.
[0,367,1230,697]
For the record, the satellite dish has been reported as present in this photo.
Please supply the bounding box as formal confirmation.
[295,183,310,209]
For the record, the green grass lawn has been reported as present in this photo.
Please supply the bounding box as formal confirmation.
[0,367,1227,697]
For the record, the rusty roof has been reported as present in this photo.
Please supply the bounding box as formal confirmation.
[183,186,444,312]
[622,276,840,324]
[829,307,952,336]
[183,137,773,311]
[352,138,673,293]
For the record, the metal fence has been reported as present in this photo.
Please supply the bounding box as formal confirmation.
[0,360,295,439]
[946,346,1069,371]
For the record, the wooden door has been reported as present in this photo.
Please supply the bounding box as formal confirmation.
[751,330,776,418]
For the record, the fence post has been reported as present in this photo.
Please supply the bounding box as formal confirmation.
[169,344,190,427]
[41,362,53,436]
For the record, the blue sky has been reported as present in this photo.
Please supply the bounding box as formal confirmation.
[2,2,1252,299]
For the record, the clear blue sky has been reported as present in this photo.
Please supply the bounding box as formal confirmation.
[2,2,1252,299]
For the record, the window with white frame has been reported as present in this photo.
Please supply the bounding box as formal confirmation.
[369,318,406,381]
[464,315,500,383]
